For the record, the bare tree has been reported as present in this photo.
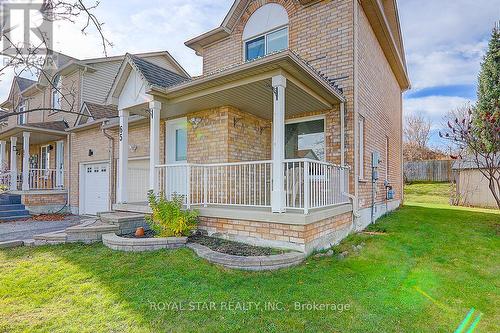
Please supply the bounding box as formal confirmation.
[404,114,431,148]
[0,0,112,122]
[440,105,500,209]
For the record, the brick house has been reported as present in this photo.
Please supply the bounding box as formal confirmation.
[0,51,189,213]
[1,0,409,254]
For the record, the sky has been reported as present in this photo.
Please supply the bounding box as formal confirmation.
[1,0,500,148]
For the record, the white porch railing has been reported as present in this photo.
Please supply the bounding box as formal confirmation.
[284,159,349,213]
[157,161,273,208]
[28,169,64,190]
[0,172,11,189]
[155,159,349,214]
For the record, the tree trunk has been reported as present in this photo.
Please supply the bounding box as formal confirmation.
[488,177,500,209]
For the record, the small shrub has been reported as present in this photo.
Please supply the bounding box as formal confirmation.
[146,190,199,237]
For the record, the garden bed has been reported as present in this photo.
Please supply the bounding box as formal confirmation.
[102,233,187,252]
[188,234,288,256]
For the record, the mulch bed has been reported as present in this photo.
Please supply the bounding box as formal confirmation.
[30,214,70,222]
[188,234,287,256]
[119,229,287,256]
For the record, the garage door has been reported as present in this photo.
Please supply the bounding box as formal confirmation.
[82,163,109,215]
[127,159,150,203]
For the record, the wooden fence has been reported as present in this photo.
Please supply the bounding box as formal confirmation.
[404,160,454,182]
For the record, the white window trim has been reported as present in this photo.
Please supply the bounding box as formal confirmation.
[285,114,326,162]
[40,145,50,170]
[385,135,389,181]
[51,75,62,114]
[18,101,26,125]
[358,116,365,181]
[243,26,289,62]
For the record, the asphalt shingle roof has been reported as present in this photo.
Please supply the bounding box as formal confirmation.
[85,102,118,119]
[129,55,190,88]
[26,121,68,132]
[16,77,37,92]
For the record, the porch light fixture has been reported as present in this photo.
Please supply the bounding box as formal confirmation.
[188,117,202,129]
[129,144,138,152]
[233,116,243,128]
[88,149,94,157]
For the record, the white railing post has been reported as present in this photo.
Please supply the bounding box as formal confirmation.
[203,166,208,207]
[117,109,129,203]
[304,160,310,214]
[10,137,18,191]
[149,100,161,193]
[0,141,6,169]
[186,164,191,208]
[271,75,286,213]
[22,132,30,191]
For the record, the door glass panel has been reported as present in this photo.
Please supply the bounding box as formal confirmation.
[267,28,288,54]
[245,36,265,61]
[285,119,325,161]
[175,128,187,162]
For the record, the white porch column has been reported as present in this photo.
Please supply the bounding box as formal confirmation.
[0,141,6,169]
[10,137,17,191]
[22,132,30,191]
[117,109,129,203]
[271,75,286,213]
[149,100,161,193]
[340,102,345,166]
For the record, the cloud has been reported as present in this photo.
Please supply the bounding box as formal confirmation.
[403,96,471,128]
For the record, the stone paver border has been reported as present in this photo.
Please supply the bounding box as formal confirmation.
[187,243,305,271]
[102,233,187,252]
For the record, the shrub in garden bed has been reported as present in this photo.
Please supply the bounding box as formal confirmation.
[146,191,199,238]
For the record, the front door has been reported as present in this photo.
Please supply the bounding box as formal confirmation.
[165,118,188,199]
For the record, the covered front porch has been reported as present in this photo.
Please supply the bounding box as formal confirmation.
[110,51,350,217]
[0,124,67,192]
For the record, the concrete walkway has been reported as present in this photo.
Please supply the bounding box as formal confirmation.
[0,216,87,242]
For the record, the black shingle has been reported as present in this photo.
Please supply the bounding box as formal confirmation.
[129,55,189,88]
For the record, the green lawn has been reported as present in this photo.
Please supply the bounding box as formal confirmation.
[404,182,453,205]
[1,189,499,332]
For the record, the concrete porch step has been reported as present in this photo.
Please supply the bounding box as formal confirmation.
[0,204,26,211]
[99,212,148,234]
[0,194,21,205]
[0,209,30,218]
[0,215,31,221]
[65,219,119,243]
[34,230,68,245]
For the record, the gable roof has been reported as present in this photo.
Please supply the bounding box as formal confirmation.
[84,102,118,120]
[186,0,409,90]
[128,55,190,88]
[106,54,191,104]
[16,77,37,92]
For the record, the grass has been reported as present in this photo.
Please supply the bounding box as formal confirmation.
[1,186,499,332]
[404,181,452,205]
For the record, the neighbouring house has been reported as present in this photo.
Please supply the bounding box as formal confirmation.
[1,0,410,254]
[0,51,190,214]
[453,159,499,209]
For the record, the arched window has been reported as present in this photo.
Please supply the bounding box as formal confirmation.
[243,4,289,61]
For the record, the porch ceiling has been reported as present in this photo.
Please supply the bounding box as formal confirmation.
[0,126,66,145]
[160,78,331,120]
[149,51,344,120]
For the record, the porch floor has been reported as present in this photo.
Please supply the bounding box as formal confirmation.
[113,202,353,226]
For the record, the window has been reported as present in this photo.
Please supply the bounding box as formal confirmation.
[358,116,365,180]
[17,101,26,125]
[245,27,288,61]
[51,75,62,112]
[285,118,325,161]
[385,136,389,180]
[40,145,50,170]
[175,128,187,162]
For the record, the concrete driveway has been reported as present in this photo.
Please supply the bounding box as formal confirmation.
[0,216,83,242]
